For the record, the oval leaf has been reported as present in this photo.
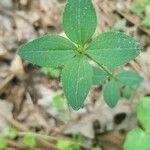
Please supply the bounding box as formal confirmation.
[63,0,97,45]
[124,128,150,150]
[117,70,143,87]
[124,86,132,99]
[103,80,120,108]
[137,97,150,133]
[93,67,108,85]
[87,32,140,69]
[17,35,76,67]
[61,56,93,110]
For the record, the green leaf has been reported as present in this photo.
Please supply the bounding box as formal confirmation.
[103,80,120,108]
[0,138,7,150]
[87,32,140,69]
[57,140,74,150]
[143,16,150,27]
[124,128,150,150]
[134,0,150,8]
[137,97,150,133]
[93,67,108,85]
[6,128,17,139]
[52,91,66,109]
[63,0,97,45]
[124,86,132,99]
[17,35,76,67]
[131,5,145,14]
[57,134,81,150]
[117,70,143,87]
[22,134,37,149]
[41,67,61,78]
[62,56,93,110]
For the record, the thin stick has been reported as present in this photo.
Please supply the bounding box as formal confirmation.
[18,132,92,150]
[0,112,56,149]
[0,74,14,91]
[0,112,28,131]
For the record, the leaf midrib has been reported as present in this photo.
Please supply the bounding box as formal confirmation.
[19,50,75,53]
[77,0,82,44]
[88,48,138,51]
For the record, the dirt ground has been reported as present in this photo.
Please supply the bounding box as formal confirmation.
[0,0,150,150]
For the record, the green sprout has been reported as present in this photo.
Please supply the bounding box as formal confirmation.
[17,0,142,110]
[0,138,7,150]
[124,97,150,150]
[22,134,37,149]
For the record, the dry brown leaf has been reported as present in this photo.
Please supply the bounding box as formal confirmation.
[10,55,26,80]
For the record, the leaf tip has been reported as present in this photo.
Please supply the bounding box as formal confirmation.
[16,45,23,57]
[69,101,84,111]
[105,101,118,108]
[71,105,82,111]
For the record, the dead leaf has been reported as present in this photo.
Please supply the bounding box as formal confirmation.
[10,55,26,80]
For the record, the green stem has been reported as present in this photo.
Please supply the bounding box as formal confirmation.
[98,63,116,79]
[86,54,116,79]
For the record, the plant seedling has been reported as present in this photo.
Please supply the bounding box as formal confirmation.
[131,0,150,13]
[124,97,150,150]
[57,139,80,150]
[22,134,37,149]
[131,0,150,28]
[57,134,82,150]
[17,0,142,110]
[5,128,17,139]
[41,67,61,78]
[0,138,7,150]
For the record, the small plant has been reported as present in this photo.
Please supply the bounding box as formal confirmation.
[41,67,61,78]
[17,0,142,110]
[124,97,150,150]
[57,134,83,150]
[131,0,150,27]
[143,16,150,27]
[4,128,18,140]
[57,139,80,150]
[0,128,18,150]
[52,90,67,110]
[22,134,37,149]
[0,138,7,150]
[131,0,150,13]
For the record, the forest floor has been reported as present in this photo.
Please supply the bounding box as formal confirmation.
[0,0,150,150]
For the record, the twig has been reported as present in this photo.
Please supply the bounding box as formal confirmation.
[7,139,26,150]
[18,132,92,150]
[0,111,28,131]
[0,74,14,91]
[18,132,57,149]
[0,112,57,149]
[18,132,68,142]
